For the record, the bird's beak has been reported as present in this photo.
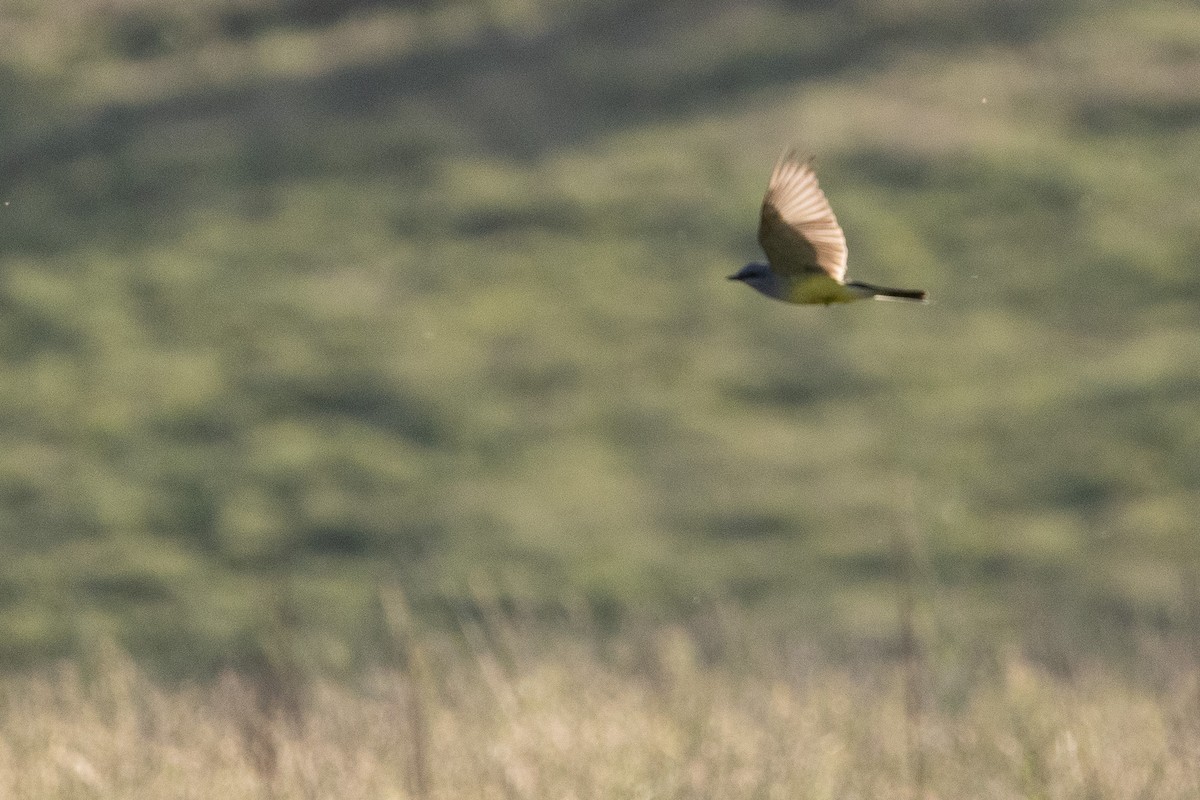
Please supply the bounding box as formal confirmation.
[726,274,741,281]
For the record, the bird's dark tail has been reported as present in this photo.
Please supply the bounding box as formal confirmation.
[846,281,928,303]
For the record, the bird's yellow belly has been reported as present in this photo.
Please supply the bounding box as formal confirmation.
[786,275,858,305]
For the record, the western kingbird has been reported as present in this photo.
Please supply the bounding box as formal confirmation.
[729,151,927,304]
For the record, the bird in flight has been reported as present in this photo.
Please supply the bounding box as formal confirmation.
[729,151,927,305]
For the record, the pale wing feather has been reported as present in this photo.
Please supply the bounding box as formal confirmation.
[757,152,848,282]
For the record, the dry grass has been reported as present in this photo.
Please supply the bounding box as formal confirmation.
[0,625,1197,800]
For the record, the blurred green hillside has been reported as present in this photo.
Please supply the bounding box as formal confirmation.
[2,0,1199,675]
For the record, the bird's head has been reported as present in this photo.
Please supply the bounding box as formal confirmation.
[727,262,782,300]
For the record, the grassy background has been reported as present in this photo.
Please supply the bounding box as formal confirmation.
[1,0,1200,677]
[5,620,1200,798]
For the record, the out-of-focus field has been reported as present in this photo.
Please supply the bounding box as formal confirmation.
[1,0,1199,678]
[4,619,1199,799]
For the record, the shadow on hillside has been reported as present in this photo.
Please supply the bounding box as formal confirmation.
[0,0,1086,256]
[7,0,1075,175]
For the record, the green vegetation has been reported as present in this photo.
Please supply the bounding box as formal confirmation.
[1,0,1199,675]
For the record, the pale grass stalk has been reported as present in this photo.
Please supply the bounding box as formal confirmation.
[380,586,433,800]
[0,627,1197,798]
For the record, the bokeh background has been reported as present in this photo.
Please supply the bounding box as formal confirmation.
[2,0,1199,678]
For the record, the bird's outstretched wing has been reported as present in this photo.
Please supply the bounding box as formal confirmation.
[757,152,848,282]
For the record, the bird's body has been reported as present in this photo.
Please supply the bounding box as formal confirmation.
[729,152,927,305]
